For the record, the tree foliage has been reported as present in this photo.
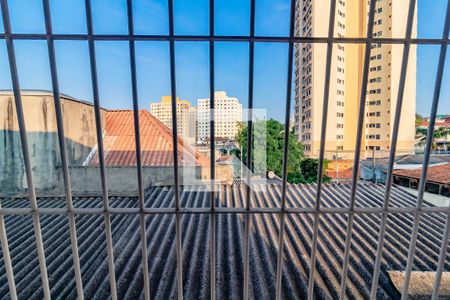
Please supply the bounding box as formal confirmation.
[416,125,450,150]
[415,114,424,127]
[236,119,329,183]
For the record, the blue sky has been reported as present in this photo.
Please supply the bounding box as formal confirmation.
[0,0,449,121]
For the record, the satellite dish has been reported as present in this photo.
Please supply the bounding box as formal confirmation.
[268,171,275,179]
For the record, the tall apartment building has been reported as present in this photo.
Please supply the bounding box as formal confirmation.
[294,0,417,158]
[150,96,193,142]
[198,91,243,141]
[188,106,198,143]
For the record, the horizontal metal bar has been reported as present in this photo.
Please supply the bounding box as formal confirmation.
[0,33,448,44]
[1,205,449,216]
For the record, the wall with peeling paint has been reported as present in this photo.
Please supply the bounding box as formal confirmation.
[0,91,105,194]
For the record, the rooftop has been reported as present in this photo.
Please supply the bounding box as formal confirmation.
[0,89,97,108]
[393,163,450,185]
[1,182,448,299]
[418,121,450,128]
[87,110,208,167]
[361,154,450,170]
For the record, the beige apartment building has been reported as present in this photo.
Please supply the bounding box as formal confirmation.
[294,0,417,158]
[150,96,196,143]
[197,91,243,141]
[189,106,198,143]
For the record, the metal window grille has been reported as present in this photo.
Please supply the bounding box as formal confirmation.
[0,0,449,299]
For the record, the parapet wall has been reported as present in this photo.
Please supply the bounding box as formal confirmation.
[1,165,234,197]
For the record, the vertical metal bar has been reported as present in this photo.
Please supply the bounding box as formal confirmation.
[243,0,255,298]
[41,1,85,298]
[0,211,17,300]
[84,0,118,298]
[431,204,450,300]
[306,1,336,299]
[369,0,416,298]
[338,0,377,298]
[0,1,51,299]
[208,0,216,298]
[274,0,296,299]
[126,1,151,299]
[167,0,183,298]
[401,2,450,298]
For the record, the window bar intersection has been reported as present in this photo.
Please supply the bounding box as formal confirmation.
[126,1,151,299]
[0,0,448,299]
[369,0,417,298]
[339,0,377,298]
[1,205,449,216]
[274,0,296,299]
[0,0,51,299]
[401,1,450,298]
[42,0,85,298]
[307,0,337,299]
[0,33,449,45]
[84,0,119,298]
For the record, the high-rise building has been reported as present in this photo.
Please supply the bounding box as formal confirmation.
[188,106,198,144]
[294,0,417,158]
[197,91,243,141]
[150,96,191,140]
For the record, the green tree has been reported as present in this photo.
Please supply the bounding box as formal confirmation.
[434,126,450,139]
[237,119,295,176]
[415,114,424,127]
[416,126,450,149]
[298,158,331,183]
[236,119,328,183]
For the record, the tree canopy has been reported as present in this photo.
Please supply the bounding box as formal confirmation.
[416,125,450,149]
[235,119,329,184]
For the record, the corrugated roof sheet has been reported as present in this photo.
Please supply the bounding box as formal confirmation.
[0,183,449,299]
[393,163,450,185]
[88,110,208,167]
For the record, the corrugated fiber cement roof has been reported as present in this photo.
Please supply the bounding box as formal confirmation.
[0,182,449,299]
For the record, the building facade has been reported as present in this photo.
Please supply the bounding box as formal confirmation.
[150,96,192,141]
[294,0,417,158]
[0,90,105,194]
[188,106,198,144]
[197,91,243,141]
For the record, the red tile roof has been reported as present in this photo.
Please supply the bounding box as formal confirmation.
[393,163,450,185]
[89,110,208,167]
[418,121,450,127]
[326,168,357,180]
